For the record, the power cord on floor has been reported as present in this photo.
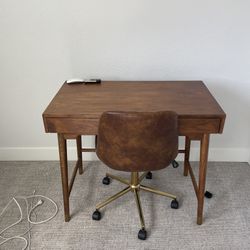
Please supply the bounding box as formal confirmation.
[0,191,58,250]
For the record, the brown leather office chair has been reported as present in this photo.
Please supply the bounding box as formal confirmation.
[92,111,179,240]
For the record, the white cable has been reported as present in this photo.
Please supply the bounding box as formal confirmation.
[27,190,36,250]
[0,192,58,250]
[0,198,23,237]
[25,195,58,225]
[0,198,28,250]
[0,236,28,250]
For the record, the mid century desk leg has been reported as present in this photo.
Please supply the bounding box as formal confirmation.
[76,136,83,175]
[197,133,210,225]
[58,133,70,222]
[184,136,191,176]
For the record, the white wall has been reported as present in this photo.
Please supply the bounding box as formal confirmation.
[0,0,250,162]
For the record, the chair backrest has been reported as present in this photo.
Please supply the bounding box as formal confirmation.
[97,111,178,172]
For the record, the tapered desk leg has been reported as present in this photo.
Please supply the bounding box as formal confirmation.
[184,136,191,176]
[58,133,70,222]
[76,136,83,175]
[197,133,210,225]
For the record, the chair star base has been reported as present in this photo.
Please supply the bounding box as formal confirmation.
[92,172,178,240]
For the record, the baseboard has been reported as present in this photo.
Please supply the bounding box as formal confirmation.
[0,147,98,161]
[0,147,249,162]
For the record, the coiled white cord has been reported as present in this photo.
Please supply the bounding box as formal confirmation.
[0,192,58,250]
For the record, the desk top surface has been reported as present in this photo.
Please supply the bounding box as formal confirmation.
[43,81,225,120]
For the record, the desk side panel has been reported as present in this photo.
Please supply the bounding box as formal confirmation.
[218,115,226,133]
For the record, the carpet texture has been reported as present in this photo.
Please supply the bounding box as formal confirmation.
[0,161,250,250]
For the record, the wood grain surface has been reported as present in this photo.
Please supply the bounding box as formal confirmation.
[43,81,226,135]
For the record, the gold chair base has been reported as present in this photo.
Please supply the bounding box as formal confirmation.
[95,171,178,233]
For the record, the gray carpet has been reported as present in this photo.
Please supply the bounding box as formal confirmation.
[0,161,250,250]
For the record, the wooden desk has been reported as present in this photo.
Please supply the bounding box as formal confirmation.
[43,81,226,225]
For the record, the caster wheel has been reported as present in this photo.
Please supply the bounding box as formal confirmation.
[172,160,179,168]
[102,176,110,185]
[204,191,213,199]
[146,172,152,179]
[138,229,147,240]
[92,210,101,220]
[171,199,179,209]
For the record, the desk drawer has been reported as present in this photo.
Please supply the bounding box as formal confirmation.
[178,118,221,135]
[44,117,221,135]
[44,117,99,135]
